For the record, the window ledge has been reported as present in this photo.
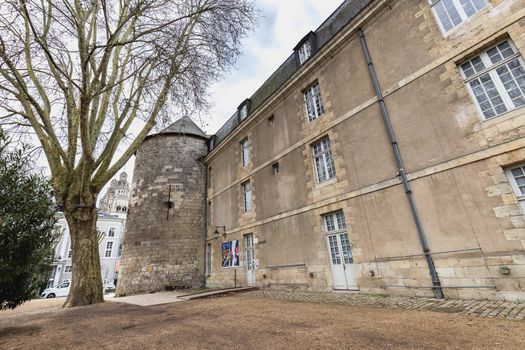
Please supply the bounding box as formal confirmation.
[315,177,337,189]
[477,107,525,129]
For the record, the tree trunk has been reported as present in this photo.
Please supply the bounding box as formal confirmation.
[63,207,104,307]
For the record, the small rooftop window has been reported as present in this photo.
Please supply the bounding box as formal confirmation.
[237,99,251,122]
[294,31,317,66]
[298,41,312,65]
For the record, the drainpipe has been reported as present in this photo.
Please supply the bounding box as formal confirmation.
[202,162,209,287]
[358,29,444,299]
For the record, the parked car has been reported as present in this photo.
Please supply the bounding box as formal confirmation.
[103,282,116,292]
[41,280,70,298]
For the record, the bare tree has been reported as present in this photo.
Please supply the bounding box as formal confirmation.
[0,0,256,306]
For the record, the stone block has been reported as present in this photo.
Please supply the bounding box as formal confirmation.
[504,228,525,241]
[436,267,456,278]
[493,205,522,218]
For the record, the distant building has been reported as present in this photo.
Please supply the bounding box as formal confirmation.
[48,212,125,288]
[99,172,130,218]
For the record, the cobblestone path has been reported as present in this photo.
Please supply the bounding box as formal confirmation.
[242,290,525,321]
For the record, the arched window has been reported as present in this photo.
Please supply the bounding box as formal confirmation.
[116,206,121,211]
[122,207,127,212]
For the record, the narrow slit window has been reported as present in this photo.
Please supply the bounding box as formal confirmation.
[242,181,252,212]
[240,138,250,167]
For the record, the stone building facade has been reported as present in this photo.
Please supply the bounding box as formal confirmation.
[119,0,525,301]
[116,117,208,295]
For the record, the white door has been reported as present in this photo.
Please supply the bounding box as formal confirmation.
[246,234,255,287]
[324,212,358,290]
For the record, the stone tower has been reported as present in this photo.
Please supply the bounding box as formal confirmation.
[116,116,209,296]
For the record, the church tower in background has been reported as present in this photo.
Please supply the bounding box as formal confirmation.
[99,172,131,218]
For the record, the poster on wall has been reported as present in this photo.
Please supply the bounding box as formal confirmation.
[221,240,239,268]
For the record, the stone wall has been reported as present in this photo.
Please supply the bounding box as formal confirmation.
[116,134,208,296]
[204,0,525,301]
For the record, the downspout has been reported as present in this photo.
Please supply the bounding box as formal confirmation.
[357,28,444,299]
[202,159,209,288]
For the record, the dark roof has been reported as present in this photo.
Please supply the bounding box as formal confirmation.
[211,0,372,149]
[157,116,209,139]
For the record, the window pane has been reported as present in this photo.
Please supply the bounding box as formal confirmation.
[488,41,515,64]
[496,59,525,108]
[516,177,525,186]
[459,0,488,17]
[434,0,462,32]
[298,41,312,65]
[328,235,341,265]
[340,234,353,264]
[511,168,524,178]
[325,152,336,179]
[459,0,475,17]
[336,211,346,229]
[325,215,336,232]
[461,56,485,78]
[304,83,324,122]
[315,156,327,182]
[469,74,507,118]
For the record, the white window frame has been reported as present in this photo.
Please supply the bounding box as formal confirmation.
[460,40,525,120]
[312,138,336,183]
[506,163,525,199]
[108,228,115,237]
[304,82,325,122]
[429,0,489,34]
[505,163,525,215]
[240,138,250,167]
[64,265,72,273]
[242,180,252,212]
[298,40,312,65]
[105,241,113,258]
[323,211,353,265]
[324,211,347,233]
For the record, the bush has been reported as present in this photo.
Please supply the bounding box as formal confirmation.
[0,130,58,310]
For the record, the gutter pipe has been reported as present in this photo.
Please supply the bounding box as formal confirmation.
[358,28,444,299]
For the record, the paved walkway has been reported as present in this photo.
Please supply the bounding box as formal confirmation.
[105,291,188,306]
[242,290,525,321]
[105,287,256,306]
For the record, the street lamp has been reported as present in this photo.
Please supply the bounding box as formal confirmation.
[213,226,226,240]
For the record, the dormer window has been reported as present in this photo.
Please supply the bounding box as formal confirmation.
[237,99,251,122]
[298,40,313,65]
[429,0,489,33]
[294,31,317,66]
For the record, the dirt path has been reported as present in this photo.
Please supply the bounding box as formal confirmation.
[1,295,524,349]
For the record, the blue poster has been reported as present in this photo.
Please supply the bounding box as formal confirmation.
[221,240,239,268]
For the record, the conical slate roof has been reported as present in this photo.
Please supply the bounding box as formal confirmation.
[158,116,208,139]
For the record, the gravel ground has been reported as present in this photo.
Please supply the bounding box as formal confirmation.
[0,295,524,349]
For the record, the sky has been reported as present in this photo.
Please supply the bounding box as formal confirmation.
[202,0,343,134]
[88,0,344,200]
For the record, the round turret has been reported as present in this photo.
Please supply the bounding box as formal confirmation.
[117,117,209,295]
